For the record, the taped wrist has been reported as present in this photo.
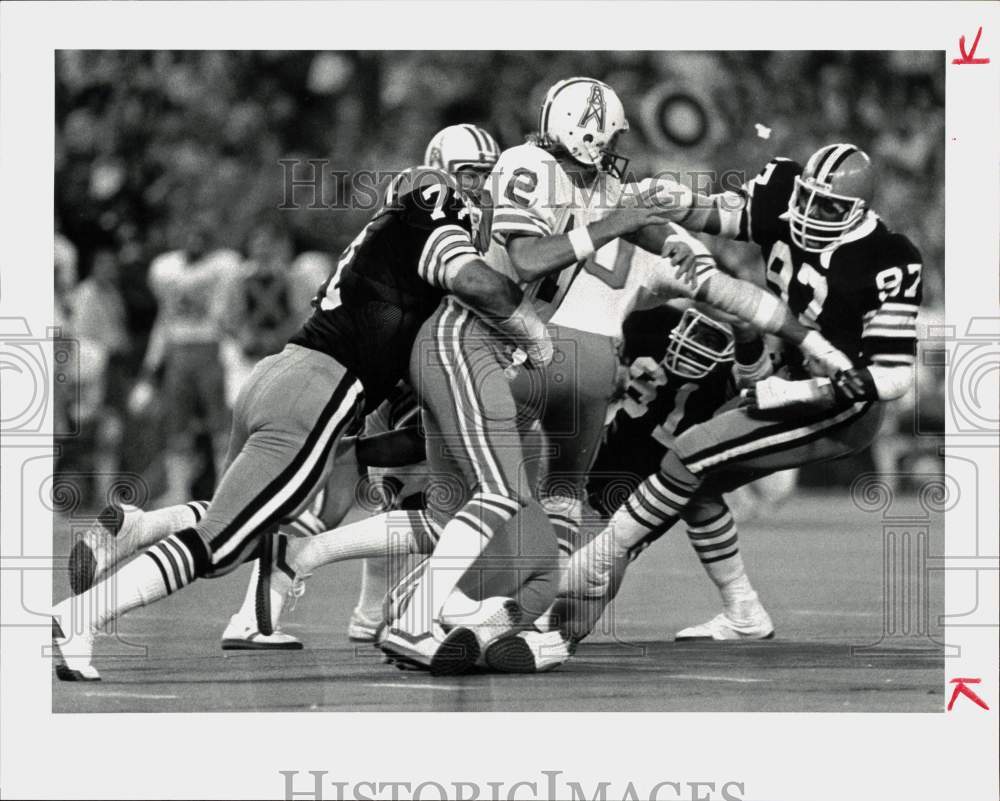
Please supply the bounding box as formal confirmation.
[701,274,785,333]
[567,226,596,261]
[734,338,772,387]
[496,297,547,345]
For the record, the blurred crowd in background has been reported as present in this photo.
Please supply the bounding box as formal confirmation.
[54,50,945,509]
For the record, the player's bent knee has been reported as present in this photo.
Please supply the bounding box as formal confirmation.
[173,527,213,578]
[658,448,700,485]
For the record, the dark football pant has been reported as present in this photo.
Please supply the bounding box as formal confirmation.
[619,397,884,557]
[176,344,364,578]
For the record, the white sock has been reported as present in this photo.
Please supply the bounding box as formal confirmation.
[232,558,261,625]
[355,557,389,620]
[77,546,174,632]
[424,517,489,621]
[720,572,759,618]
[130,502,203,550]
[295,510,430,574]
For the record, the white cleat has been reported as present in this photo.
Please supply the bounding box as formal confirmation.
[347,609,383,643]
[220,546,310,651]
[378,621,466,675]
[484,629,575,673]
[675,607,775,641]
[51,615,101,682]
[220,618,303,650]
[440,596,522,653]
[69,503,142,594]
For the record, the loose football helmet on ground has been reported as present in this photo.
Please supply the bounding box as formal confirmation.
[664,307,735,380]
[538,77,630,176]
[788,143,874,253]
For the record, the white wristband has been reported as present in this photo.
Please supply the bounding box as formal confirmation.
[567,226,595,262]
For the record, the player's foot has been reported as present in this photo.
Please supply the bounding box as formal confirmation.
[440,596,522,650]
[436,596,522,671]
[484,629,574,673]
[379,621,459,673]
[219,555,311,651]
[68,503,141,594]
[220,617,303,650]
[51,615,100,681]
[674,606,775,641]
[347,609,383,643]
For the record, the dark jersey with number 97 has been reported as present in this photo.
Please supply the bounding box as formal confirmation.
[290,168,479,410]
[738,158,923,377]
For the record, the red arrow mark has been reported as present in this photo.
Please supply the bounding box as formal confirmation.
[947,678,990,711]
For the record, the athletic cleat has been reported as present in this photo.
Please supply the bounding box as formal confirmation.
[219,544,310,651]
[68,503,139,594]
[379,621,451,673]
[347,609,383,643]
[427,627,481,676]
[220,618,303,650]
[440,596,522,652]
[675,607,775,641]
[51,616,101,681]
[484,629,574,673]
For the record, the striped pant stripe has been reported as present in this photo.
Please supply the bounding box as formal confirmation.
[209,374,363,569]
[685,402,870,474]
[435,299,508,496]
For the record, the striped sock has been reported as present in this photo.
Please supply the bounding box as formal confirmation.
[86,532,206,632]
[612,465,699,558]
[130,501,207,550]
[425,491,520,620]
[685,509,758,612]
[542,495,583,557]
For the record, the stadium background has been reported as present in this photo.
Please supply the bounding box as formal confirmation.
[53,50,945,509]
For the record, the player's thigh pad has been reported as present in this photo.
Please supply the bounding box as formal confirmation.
[196,344,363,576]
[675,398,883,476]
[410,298,529,502]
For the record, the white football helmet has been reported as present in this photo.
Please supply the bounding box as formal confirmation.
[664,308,735,380]
[538,77,630,176]
[424,124,500,173]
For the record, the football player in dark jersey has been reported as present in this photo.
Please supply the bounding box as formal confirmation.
[52,160,553,681]
[566,144,923,639]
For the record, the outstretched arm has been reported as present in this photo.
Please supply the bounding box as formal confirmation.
[440,253,553,367]
[695,271,852,376]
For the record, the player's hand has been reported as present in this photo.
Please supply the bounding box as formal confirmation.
[615,183,692,231]
[740,376,835,411]
[830,368,878,402]
[798,331,854,377]
[524,332,554,369]
[127,378,156,416]
[661,235,712,287]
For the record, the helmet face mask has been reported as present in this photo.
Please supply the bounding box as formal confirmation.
[664,308,735,380]
[788,176,866,253]
[788,144,874,253]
